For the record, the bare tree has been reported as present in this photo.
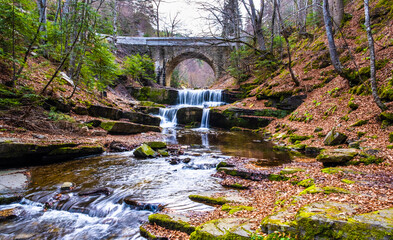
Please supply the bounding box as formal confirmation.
[364,0,386,110]
[240,0,267,51]
[152,0,163,37]
[329,0,343,27]
[163,12,181,37]
[275,0,299,86]
[322,0,342,74]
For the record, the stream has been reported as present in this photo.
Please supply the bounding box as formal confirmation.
[0,90,291,240]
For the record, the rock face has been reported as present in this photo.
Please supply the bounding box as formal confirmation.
[133,144,157,158]
[128,86,178,105]
[100,121,161,135]
[261,201,393,239]
[190,218,252,240]
[88,105,122,120]
[0,142,103,168]
[122,111,161,126]
[316,149,358,166]
[176,107,203,125]
[324,128,348,146]
[209,107,285,129]
[277,95,307,111]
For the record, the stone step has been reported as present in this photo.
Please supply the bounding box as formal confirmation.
[100,121,161,135]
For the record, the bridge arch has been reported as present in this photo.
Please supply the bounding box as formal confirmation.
[165,51,218,87]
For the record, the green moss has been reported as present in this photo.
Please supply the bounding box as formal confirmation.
[188,195,228,206]
[280,168,305,175]
[268,174,290,181]
[288,134,312,143]
[351,120,369,127]
[387,145,393,149]
[357,131,366,138]
[148,214,195,234]
[100,121,116,131]
[348,98,359,111]
[254,109,290,118]
[0,98,21,109]
[323,186,350,194]
[221,204,254,214]
[216,161,232,170]
[146,141,167,149]
[297,178,315,188]
[390,132,393,143]
[314,127,323,132]
[321,167,362,175]
[224,183,248,190]
[341,179,355,184]
[139,225,157,240]
[349,155,384,165]
[300,185,324,195]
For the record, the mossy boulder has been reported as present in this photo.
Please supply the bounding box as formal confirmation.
[324,129,348,146]
[261,201,393,239]
[189,195,228,206]
[146,141,167,149]
[317,149,359,166]
[176,107,203,125]
[148,213,196,234]
[190,218,253,240]
[133,144,157,158]
[100,121,161,135]
[216,161,235,170]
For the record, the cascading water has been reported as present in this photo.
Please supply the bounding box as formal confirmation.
[159,89,225,129]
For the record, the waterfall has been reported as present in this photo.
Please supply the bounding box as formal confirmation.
[158,89,225,129]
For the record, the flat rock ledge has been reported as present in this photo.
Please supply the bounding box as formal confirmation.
[190,218,253,240]
[0,141,104,168]
[261,201,393,239]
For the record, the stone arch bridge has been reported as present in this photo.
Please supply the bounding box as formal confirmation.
[116,37,236,86]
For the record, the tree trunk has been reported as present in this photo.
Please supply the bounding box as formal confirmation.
[329,0,343,27]
[313,0,322,26]
[364,0,386,110]
[270,0,277,53]
[323,0,343,74]
[113,0,118,52]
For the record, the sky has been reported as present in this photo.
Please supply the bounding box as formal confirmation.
[159,0,209,36]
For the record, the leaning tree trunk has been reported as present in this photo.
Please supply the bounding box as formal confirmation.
[329,0,344,27]
[364,0,386,111]
[323,0,343,74]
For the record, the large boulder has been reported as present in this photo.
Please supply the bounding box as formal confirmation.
[122,111,161,126]
[277,95,307,111]
[316,149,359,166]
[177,107,203,125]
[133,144,157,158]
[324,128,348,146]
[45,145,104,161]
[88,105,122,120]
[190,218,253,240]
[100,121,161,135]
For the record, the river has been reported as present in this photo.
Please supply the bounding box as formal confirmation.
[0,90,290,239]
